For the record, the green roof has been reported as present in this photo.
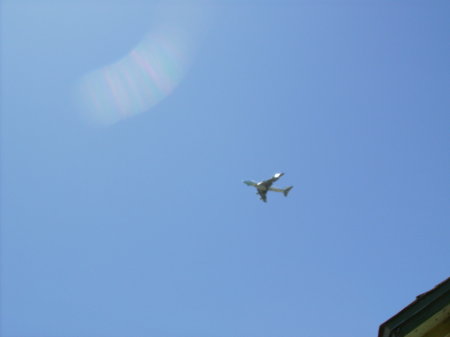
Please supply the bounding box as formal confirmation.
[378,278,450,337]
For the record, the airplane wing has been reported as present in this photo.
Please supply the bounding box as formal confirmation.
[258,190,267,202]
[243,180,258,187]
[263,172,284,186]
[273,172,284,180]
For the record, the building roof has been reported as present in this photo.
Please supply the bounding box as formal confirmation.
[378,277,450,337]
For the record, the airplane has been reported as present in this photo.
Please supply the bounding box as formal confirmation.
[243,173,293,202]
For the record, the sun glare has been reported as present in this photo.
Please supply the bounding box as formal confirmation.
[75,2,210,126]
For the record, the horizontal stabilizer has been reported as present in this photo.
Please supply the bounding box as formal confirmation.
[283,186,293,197]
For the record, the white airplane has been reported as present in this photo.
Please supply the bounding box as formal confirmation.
[243,173,293,202]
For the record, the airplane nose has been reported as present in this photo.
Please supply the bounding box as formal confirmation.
[274,172,284,178]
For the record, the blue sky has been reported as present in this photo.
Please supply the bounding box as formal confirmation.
[1,1,449,336]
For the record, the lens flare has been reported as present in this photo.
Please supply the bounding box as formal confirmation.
[76,30,190,126]
[75,1,212,126]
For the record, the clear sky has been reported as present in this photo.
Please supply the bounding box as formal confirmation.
[1,1,449,337]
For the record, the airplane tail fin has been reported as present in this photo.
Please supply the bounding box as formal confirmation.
[283,186,293,197]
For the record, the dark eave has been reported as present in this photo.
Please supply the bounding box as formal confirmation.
[378,277,450,337]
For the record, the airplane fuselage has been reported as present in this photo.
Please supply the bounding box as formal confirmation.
[256,181,271,191]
